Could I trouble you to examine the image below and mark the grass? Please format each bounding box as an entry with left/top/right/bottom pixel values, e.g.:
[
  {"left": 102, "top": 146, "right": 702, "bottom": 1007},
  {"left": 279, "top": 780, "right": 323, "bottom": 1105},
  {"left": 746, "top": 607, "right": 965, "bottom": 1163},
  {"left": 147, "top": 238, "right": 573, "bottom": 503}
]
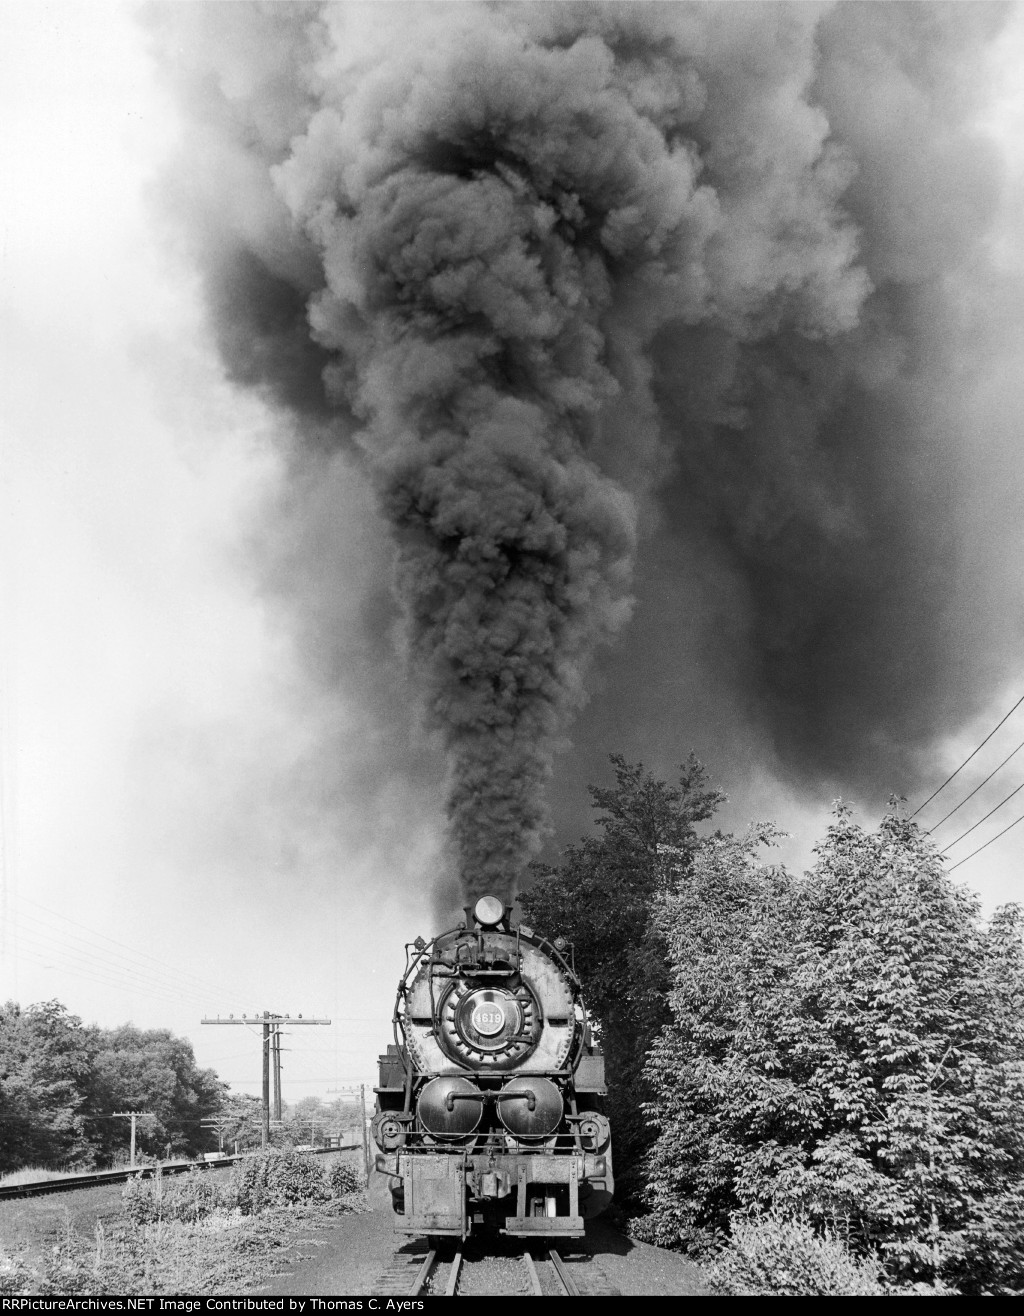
[
  {"left": 0, "top": 1166, "right": 107, "bottom": 1188},
  {"left": 0, "top": 1182, "right": 127, "bottom": 1268},
  {"left": 0, "top": 1150, "right": 368, "bottom": 1297}
]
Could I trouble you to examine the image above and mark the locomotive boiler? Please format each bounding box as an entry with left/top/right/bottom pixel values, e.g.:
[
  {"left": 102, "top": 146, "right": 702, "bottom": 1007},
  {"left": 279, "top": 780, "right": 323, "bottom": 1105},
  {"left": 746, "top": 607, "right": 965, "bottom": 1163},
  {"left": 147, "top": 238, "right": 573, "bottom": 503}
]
[{"left": 372, "top": 894, "right": 613, "bottom": 1239}]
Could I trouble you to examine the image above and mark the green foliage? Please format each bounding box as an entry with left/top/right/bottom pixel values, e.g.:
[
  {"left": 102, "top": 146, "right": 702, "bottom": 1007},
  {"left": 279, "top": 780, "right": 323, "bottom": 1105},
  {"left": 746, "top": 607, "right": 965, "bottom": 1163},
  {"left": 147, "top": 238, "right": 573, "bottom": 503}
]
[
  {"left": 212, "top": 1091, "right": 264, "bottom": 1153},
  {"left": 120, "top": 1173, "right": 161, "bottom": 1227},
  {"left": 1, "top": 1151, "right": 366, "bottom": 1296},
  {"left": 0, "top": 1254, "right": 36, "bottom": 1297},
  {"left": 88, "top": 1025, "right": 226, "bottom": 1162},
  {"left": 1, "top": 1178, "right": 363, "bottom": 1296},
  {"left": 640, "top": 807, "right": 1024, "bottom": 1293},
  {"left": 705, "top": 1215, "right": 889, "bottom": 1296},
  {"left": 327, "top": 1160, "right": 360, "bottom": 1197},
  {"left": 520, "top": 753, "right": 724, "bottom": 1200},
  {"left": 0, "top": 1004, "right": 228, "bottom": 1174},
  {"left": 230, "top": 1149, "right": 332, "bottom": 1214},
  {"left": 121, "top": 1168, "right": 223, "bottom": 1226},
  {"left": 634, "top": 825, "right": 797, "bottom": 1253},
  {"left": 0, "top": 1001, "right": 96, "bottom": 1173}
]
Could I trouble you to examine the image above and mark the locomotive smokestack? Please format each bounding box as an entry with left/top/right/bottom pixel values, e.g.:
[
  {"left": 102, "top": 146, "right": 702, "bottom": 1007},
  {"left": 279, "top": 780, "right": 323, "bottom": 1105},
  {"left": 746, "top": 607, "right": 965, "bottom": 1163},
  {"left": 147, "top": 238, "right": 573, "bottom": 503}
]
[{"left": 152, "top": 3, "right": 1018, "bottom": 903}]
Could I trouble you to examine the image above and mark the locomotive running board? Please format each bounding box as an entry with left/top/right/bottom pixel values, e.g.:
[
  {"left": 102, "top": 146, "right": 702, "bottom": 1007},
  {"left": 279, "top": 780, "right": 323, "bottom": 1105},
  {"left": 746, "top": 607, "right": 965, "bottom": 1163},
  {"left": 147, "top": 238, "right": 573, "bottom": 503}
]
[{"left": 503, "top": 1218, "right": 585, "bottom": 1237}]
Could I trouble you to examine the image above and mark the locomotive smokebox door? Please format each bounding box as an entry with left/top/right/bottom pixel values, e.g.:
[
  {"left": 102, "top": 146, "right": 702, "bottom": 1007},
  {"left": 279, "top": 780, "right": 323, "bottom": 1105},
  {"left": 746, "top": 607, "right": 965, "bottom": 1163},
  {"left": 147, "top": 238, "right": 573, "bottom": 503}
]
[{"left": 398, "top": 1153, "right": 467, "bottom": 1237}]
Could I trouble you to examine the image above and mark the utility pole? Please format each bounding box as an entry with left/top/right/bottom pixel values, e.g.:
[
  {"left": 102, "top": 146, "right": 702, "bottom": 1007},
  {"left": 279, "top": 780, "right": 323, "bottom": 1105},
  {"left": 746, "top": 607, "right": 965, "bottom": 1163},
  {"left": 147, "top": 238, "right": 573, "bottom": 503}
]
[
  {"left": 262, "top": 1015, "right": 270, "bottom": 1147},
  {"left": 360, "top": 1083, "right": 371, "bottom": 1181},
  {"left": 328, "top": 1084, "right": 372, "bottom": 1181},
  {"left": 201, "top": 1013, "right": 330, "bottom": 1148},
  {"left": 273, "top": 1026, "right": 283, "bottom": 1122},
  {"left": 200, "top": 1115, "right": 234, "bottom": 1153},
  {"left": 112, "top": 1111, "right": 151, "bottom": 1168}
]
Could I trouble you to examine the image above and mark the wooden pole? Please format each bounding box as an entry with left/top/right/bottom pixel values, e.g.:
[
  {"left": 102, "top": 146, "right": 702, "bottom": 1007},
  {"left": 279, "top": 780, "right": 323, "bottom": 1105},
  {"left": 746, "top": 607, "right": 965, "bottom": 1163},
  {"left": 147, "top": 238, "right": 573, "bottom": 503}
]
[
  {"left": 262, "top": 1014, "right": 270, "bottom": 1148},
  {"left": 113, "top": 1111, "right": 150, "bottom": 1168},
  {"left": 199, "top": 1014, "right": 331, "bottom": 1153},
  {"left": 273, "top": 1026, "right": 282, "bottom": 1122},
  {"left": 360, "top": 1083, "right": 370, "bottom": 1182}
]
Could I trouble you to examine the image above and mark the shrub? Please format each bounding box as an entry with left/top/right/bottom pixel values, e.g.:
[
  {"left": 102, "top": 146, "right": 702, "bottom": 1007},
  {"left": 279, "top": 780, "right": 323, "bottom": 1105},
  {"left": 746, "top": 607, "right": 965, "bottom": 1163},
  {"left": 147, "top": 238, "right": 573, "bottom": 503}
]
[
  {"left": 706, "top": 1216, "right": 888, "bottom": 1296},
  {"left": 230, "top": 1149, "right": 332, "bottom": 1214},
  {"left": 327, "top": 1160, "right": 360, "bottom": 1197},
  {"left": 160, "top": 1167, "right": 221, "bottom": 1223},
  {"left": 120, "top": 1167, "right": 224, "bottom": 1225},
  {"left": 0, "top": 1255, "right": 37, "bottom": 1297},
  {"left": 121, "top": 1173, "right": 160, "bottom": 1226}
]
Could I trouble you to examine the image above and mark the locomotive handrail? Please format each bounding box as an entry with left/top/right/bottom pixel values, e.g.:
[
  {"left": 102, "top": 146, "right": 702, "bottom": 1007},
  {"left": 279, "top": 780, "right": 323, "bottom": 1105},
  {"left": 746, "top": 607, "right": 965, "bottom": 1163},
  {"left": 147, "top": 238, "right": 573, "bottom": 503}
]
[
  {"left": 493, "top": 1088, "right": 537, "bottom": 1110},
  {"left": 444, "top": 1088, "right": 537, "bottom": 1112}
]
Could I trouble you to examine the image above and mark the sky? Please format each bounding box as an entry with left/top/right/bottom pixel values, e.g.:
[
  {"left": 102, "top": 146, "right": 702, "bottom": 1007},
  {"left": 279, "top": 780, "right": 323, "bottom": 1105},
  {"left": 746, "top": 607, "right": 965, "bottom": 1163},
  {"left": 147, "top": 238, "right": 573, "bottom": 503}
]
[
  {"left": 0, "top": 0, "right": 435, "bottom": 1098},
  {"left": 3, "top": 0, "right": 1024, "bottom": 1108}
]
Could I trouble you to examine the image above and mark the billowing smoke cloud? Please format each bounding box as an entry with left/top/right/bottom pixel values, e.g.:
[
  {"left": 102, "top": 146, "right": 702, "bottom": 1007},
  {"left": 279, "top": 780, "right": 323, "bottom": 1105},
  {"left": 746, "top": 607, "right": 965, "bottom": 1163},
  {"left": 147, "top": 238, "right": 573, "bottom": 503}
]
[{"left": 147, "top": 1, "right": 1021, "bottom": 904}]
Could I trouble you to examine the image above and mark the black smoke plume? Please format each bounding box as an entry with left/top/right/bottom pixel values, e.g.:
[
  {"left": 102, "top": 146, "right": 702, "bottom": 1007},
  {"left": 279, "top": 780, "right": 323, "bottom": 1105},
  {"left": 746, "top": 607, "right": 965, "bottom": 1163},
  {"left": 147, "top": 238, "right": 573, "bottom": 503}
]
[{"left": 148, "top": 1, "right": 1022, "bottom": 903}]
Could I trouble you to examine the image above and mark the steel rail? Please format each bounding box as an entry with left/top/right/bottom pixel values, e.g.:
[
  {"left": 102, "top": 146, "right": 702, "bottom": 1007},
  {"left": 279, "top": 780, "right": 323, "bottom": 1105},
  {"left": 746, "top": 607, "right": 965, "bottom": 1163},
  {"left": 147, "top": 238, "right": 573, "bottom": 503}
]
[
  {"left": 522, "top": 1250, "right": 544, "bottom": 1296},
  {"left": 409, "top": 1248, "right": 439, "bottom": 1295},
  {"left": 0, "top": 1145, "right": 356, "bottom": 1200},
  {"left": 548, "top": 1248, "right": 581, "bottom": 1297},
  {"left": 444, "top": 1249, "right": 463, "bottom": 1296}
]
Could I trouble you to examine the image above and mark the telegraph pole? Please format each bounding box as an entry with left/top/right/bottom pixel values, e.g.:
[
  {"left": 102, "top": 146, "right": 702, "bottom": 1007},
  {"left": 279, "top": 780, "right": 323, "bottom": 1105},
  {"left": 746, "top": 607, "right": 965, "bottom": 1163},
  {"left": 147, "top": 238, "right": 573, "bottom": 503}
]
[
  {"left": 112, "top": 1111, "right": 151, "bottom": 1168},
  {"left": 360, "top": 1083, "right": 371, "bottom": 1180},
  {"left": 261, "top": 1015, "right": 270, "bottom": 1146},
  {"left": 328, "top": 1084, "right": 372, "bottom": 1181},
  {"left": 273, "top": 1026, "right": 283, "bottom": 1122},
  {"left": 200, "top": 1115, "right": 233, "bottom": 1153},
  {"left": 201, "top": 1013, "right": 330, "bottom": 1148}
]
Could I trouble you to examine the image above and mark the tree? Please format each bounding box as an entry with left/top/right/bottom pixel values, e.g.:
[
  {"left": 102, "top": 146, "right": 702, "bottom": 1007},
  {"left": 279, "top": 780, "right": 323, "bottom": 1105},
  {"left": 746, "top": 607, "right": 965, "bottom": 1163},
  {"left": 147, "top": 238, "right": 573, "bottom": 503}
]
[
  {"left": 215, "top": 1091, "right": 265, "bottom": 1153},
  {"left": 86, "top": 1025, "right": 226, "bottom": 1163},
  {"left": 640, "top": 807, "right": 1024, "bottom": 1293},
  {"left": 637, "top": 823, "right": 798, "bottom": 1253},
  {"left": 519, "top": 753, "right": 724, "bottom": 1201},
  {"left": 286, "top": 1095, "right": 327, "bottom": 1146},
  {"left": 0, "top": 1000, "right": 97, "bottom": 1173}
]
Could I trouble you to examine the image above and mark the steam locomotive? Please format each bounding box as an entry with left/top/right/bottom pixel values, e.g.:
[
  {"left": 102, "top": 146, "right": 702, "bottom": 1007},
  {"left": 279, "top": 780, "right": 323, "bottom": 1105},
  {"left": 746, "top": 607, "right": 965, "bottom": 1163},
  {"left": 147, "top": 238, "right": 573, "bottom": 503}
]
[{"left": 372, "top": 894, "right": 613, "bottom": 1239}]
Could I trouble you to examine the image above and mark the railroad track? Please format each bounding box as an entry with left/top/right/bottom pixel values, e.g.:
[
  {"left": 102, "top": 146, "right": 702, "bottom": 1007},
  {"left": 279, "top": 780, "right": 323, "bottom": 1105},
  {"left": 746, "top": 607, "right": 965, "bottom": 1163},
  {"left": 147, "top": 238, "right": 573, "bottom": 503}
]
[
  {"left": 373, "top": 1240, "right": 619, "bottom": 1297},
  {"left": 0, "top": 1145, "right": 358, "bottom": 1201}
]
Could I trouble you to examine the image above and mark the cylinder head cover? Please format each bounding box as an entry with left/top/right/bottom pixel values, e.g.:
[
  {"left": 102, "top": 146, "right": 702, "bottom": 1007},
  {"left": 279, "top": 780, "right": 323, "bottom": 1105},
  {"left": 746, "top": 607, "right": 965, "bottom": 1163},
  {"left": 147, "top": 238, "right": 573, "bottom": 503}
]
[
  {"left": 497, "top": 1076, "right": 564, "bottom": 1138},
  {"left": 417, "top": 1076, "right": 482, "bottom": 1137}
]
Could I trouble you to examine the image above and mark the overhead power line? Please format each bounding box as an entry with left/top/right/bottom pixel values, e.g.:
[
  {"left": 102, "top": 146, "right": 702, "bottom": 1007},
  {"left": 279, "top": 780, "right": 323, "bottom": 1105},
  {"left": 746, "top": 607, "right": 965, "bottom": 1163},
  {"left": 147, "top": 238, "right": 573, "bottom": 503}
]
[
  {"left": 911, "top": 690, "right": 1024, "bottom": 818},
  {"left": 202, "top": 1012, "right": 330, "bottom": 1147},
  {"left": 12, "top": 891, "right": 255, "bottom": 1004},
  {"left": 940, "top": 778, "right": 1024, "bottom": 854},
  {"left": 927, "top": 735, "right": 1024, "bottom": 832},
  {"left": 949, "top": 810, "right": 1024, "bottom": 872}
]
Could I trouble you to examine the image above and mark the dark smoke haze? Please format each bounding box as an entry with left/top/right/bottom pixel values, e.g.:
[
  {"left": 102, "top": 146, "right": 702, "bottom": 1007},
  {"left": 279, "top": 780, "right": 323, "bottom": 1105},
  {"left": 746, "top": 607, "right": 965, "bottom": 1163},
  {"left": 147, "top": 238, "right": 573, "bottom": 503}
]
[{"left": 147, "top": 1, "right": 1024, "bottom": 909}]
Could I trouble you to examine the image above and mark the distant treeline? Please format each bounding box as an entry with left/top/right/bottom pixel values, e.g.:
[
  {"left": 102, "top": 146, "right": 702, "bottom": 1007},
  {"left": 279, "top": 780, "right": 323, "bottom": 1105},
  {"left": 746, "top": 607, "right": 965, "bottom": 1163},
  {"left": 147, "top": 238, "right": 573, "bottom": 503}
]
[
  {"left": 0, "top": 1007, "right": 225, "bottom": 1171},
  {"left": 0, "top": 1007, "right": 362, "bottom": 1174}
]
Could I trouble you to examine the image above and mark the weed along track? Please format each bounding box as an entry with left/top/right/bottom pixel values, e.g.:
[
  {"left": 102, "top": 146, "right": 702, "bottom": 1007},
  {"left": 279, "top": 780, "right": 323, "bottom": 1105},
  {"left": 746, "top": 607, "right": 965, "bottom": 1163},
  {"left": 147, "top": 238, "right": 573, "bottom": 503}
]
[{"left": 372, "top": 1239, "right": 619, "bottom": 1297}]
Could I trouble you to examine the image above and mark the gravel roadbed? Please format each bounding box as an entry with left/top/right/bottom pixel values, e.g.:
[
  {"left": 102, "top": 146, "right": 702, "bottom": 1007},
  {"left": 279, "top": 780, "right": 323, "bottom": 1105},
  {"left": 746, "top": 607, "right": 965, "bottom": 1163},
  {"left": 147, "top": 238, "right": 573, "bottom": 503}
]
[{"left": 253, "top": 1184, "right": 707, "bottom": 1297}]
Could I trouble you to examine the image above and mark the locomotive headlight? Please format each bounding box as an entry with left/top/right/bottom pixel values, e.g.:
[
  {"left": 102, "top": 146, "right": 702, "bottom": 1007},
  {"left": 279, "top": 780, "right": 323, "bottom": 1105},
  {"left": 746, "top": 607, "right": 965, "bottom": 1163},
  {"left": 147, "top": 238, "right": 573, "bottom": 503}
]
[{"left": 474, "top": 895, "right": 504, "bottom": 927}]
